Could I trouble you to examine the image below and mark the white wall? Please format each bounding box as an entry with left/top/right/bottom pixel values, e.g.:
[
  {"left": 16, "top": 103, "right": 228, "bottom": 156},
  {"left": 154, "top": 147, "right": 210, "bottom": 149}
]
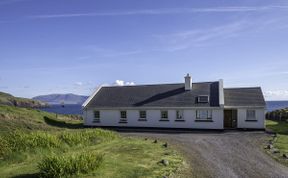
[
  {"left": 237, "top": 108, "right": 265, "bottom": 129},
  {"left": 83, "top": 108, "right": 224, "bottom": 129}
]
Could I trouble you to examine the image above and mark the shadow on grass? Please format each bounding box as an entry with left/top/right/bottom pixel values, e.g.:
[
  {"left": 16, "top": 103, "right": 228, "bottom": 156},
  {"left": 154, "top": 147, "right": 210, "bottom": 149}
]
[
  {"left": 44, "top": 116, "right": 83, "bottom": 129},
  {"left": 266, "top": 119, "right": 288, "bottom": 135},
  {"left": 12, "top": 173, "right": 39, "bottom": 178}
]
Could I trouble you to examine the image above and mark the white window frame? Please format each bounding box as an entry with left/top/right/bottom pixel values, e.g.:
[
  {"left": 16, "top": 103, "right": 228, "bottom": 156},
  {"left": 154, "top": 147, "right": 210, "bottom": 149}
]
[
  {"left": 196, "top": 110, "right": 212, "bottom": 120},
  {"left": 94, "top": 110, "right": 100, "bottom": 119},
  {"left": 246, "top": 109, "right": 256, "bottom": 120},
  {"left": 197, "top": 95, "right": 209, "bottom": 103},
  {"left": 176, "top": 110, "right": 184, "bottom": 120},
  {"left": 93, "top": 110, "right": 100, "bottom": 123},
  {"left": 120, "top": 111, "right": 127, "bottom": 120},
  {"left": 139, "top": 111, "right": 146, "bottom": 119},
  {"left": 161, "top": 110, "right": 168, "bottom": 119}
]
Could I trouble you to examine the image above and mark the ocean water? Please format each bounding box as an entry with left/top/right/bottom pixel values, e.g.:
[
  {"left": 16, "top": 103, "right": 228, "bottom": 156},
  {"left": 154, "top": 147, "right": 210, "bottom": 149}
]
[
  {"left": 39, "top": 101, "right": 288, "bottom": 115},
  {"left": 39, "top": 104, "right": 83, "bottom": 115},
  {"left": 266, "top": 101, "right": 288, "bottom": 112}
]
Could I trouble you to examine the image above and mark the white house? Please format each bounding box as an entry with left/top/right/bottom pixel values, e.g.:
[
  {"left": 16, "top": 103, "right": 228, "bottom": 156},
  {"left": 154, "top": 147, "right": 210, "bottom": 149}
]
[{"left": 82, "top": 74, "right": 266, "bottom": 130}]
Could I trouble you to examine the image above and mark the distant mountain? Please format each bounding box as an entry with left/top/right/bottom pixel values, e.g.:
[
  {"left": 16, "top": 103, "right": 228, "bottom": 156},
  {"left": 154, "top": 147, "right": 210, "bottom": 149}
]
[
  {"left": 0, "top": 91, "right": 48, "bottom": 108},
  {"left": 33, "top": 94, "right": 88, "bottom": 105}
]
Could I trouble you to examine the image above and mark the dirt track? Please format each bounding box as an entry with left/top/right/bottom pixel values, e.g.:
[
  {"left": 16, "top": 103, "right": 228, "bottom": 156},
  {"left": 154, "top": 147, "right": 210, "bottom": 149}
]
[{"left": 122, "top": 131, "right": 288, "bottom": 178}]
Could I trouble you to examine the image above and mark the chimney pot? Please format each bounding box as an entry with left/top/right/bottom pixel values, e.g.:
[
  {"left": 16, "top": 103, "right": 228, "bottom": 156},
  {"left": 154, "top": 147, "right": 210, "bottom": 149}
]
[{"left": 185, "top": 74, "right": 192, "bottom": 90}]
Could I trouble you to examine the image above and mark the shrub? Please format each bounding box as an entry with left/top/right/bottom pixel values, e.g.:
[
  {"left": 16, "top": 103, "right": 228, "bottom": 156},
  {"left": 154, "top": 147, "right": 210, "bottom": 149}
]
[{"left": 38, "top": 152, "right": 104, "bottom": 178}]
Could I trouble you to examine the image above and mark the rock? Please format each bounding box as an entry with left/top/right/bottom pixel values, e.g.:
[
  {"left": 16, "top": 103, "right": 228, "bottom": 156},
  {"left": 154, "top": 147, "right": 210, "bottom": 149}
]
[
  {"left": 153, "top": 139, "right": 158, "bottom": 143},
  {"left": 267, "top": 144, "right": 273, "bottom": 149},
  {"left": 163, "top": 142, "right": 168, "bottom": 148},
  {"left": 272, "top": 148, "right": 280, "bottom": 154},
  {"left": 161, "top": 159, "right": 169, "bottom": 166}
]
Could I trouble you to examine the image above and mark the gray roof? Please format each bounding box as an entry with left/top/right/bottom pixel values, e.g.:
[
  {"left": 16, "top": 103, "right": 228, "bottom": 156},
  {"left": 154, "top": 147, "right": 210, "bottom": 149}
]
[
  {"left": 224, "top": 87, "right": 265, "bottom": 107},
  {"left": 86, "top": 82, "right": 220, "bottom": 108}
]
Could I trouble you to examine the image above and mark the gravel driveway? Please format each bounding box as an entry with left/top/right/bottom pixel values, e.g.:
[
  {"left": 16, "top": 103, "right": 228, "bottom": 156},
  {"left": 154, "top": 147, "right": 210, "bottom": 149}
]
[{"left": 122, "top": 131, "right": 288, "bottom": 178}]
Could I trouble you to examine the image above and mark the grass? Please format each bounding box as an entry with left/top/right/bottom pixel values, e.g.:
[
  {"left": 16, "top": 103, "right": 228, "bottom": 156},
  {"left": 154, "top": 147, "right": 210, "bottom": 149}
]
[
  {"left": 0, "top": 105, "right": 82, "bottom": 134},
  {"left": 38, "top": 152, "right": 104, "bottom": 178},
  {"left": 265, "top": 119, "right": 288, "bottom": 166},
  {"left": 0, "top": 105, "right": 184, "bottom": 177}
]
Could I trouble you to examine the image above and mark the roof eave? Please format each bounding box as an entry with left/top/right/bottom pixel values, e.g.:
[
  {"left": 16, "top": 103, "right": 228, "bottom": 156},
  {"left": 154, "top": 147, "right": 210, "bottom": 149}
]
[{"left": 82, "top": 85, "right": 103, "bottom": 108}]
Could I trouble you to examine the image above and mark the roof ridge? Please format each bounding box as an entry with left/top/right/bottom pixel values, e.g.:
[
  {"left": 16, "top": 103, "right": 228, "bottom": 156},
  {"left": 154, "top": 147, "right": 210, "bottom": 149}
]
[{"left": 102, "top": 81, "right": 219, "bottom": 88}]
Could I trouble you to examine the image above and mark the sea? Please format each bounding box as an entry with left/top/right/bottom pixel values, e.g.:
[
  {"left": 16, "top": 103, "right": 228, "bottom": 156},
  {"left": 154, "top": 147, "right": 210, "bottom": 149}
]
[
  {"left": 39, "top": 104, "right": 83, "bottom": 115},
  {"left": 39, "top": 101, "right": 288, "bottom": 115}
]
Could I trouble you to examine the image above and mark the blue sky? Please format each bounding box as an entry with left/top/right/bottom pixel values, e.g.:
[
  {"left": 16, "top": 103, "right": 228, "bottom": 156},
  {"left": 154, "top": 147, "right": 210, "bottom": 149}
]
[{"left": 0, "top": 0, "right": 288, "bottom": 100}]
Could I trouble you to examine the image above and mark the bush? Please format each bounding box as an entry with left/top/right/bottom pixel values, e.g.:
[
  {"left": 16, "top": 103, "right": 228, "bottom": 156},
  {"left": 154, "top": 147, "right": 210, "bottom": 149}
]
[
  {"left": 38, "top": 152, "right": 104, "bottom": 178},
  {"left": 266, "top": 108, "right": 288, "bottom": 121}
]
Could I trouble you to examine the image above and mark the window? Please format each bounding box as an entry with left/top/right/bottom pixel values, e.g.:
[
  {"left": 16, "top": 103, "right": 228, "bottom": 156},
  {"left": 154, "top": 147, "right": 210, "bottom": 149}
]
[
  {"left": 139, "top": 111, "right": 146, "bottom": 119},
  {"left": 120, "top": 111, "right": 127, "bottom": 119},
  {"left": 196, "top": 110, "right": 212, "bottom": 120},
  {"left": 246, "top": 110, "right": 256, "bottom": 120},
  {"left": 161, "top": 111, "right": 168, "bottom": 119},
  {"left": 176, "top": 110, "right": 184, "bottom": 120},
  {"left": 197, "top": 95, "right": 209, "bottom": 103},
  {"left": 94, "top": 111, "right": 100, "bottom": 118},
  {"left": 93, "top": 111, "right": 100, "bottom": 123}
]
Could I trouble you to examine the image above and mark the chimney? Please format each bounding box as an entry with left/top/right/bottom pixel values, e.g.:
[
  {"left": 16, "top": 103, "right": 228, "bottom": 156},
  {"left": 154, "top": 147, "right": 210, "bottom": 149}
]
[{"left": 185, "top": 73, "right": 192, "bottom": 90}]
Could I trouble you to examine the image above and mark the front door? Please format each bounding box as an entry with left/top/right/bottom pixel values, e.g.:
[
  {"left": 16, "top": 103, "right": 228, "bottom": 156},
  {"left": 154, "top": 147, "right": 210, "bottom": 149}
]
[{"left": 224, "top": 109, "right": 237, "bottom": 128}]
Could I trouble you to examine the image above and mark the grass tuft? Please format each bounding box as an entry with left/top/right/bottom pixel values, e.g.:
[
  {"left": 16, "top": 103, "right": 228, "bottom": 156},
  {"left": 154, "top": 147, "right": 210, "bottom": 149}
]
[{"left": 38, "top": 152, "right": 104, "bottom": 178}]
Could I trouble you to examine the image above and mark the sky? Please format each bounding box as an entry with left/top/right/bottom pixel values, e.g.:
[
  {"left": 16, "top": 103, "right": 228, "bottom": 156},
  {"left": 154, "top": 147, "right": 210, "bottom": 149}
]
[{"left": 0, "top": 0, "right": 288, "bottom": 100}]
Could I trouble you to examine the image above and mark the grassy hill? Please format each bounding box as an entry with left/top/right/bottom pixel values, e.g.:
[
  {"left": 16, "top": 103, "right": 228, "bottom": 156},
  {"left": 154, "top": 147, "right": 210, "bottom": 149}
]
[
  {"left": 0, "top": 105, "right": 184, "bottom": 178},
  {"left": 0, "top": 105, "right": 82, "bottom": 134},
  {"left": 0, "top": 92, "right": 48, "bottom": 108}
]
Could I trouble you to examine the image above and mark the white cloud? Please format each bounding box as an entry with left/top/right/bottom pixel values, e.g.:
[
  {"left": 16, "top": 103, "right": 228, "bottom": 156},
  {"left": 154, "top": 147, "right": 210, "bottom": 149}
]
[
  {"left": 28, "top": 6, "right": 288, "bottom": 19},
  {"left": 74, "top": 82, "right": 83, "bottom": 86},
  {"left": 114, "top": 80, "right": 135, "bottom": 86},
  {"left": 264, "top": 90, "right": 288, "bottom": 100},
  {"left": 125, "top": 81, "right": 135, "bottom": 85},
  {"left": 114, "top": 80, "right": 124, "bottom": 86},
  {"left": 154, "top": 21, "right": 248, "bottom": 51}
]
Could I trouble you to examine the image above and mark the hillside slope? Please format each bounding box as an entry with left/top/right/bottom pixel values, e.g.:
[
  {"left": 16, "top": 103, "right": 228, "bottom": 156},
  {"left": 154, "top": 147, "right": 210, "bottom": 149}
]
[
  {"left": 0, "top": 92, "right": 48, "bottom": 108},
  {"left": 0, "top": 105, "right": 82, "bottom": 134},
  {"left": 33, "top": 93, "right": 88, "bottom": 104},
  {"left": 0, "top": 105, "right": 184, "bottom": 178}
]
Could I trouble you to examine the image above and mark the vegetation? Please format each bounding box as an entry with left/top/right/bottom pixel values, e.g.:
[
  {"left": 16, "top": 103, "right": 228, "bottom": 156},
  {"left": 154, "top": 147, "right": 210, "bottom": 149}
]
[
  {"left": 266, "top": 108, "right": 288, "bottom": 121},
  {"left": 265, "top": 119, "right": 288, "bottom": 166},
  {"left": 38, "top": 152, "right": 104, "bottom": 178},
  {"left": 0, "top": 105, "right": 184, "bottom": 177},
  {"left": 0, "top": 105, "right": 82, "bottom": 134},
  {"left": 0, "top": 91, "right": 48, "bottom": 108}
]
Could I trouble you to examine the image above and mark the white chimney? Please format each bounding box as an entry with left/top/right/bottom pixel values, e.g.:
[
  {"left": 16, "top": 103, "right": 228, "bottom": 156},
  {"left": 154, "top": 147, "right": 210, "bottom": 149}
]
[{"left": 185, "top": 73, "right": 192, "bottom": 90}]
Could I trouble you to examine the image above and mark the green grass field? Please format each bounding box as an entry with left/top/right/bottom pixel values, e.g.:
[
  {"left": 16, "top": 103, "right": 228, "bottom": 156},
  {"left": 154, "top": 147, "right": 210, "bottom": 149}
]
[
  {"left": 265, "top": 119, "right": 288, "bottom": 166},
  {"left": 0, "top": 105, "right": 184, "bottom": 178}
]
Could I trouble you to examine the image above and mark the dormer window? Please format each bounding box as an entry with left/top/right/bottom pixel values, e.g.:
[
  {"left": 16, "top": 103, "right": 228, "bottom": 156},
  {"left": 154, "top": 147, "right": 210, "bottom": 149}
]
[{"left": 198, "top": 95, "right": 209, "bottom": 103}]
